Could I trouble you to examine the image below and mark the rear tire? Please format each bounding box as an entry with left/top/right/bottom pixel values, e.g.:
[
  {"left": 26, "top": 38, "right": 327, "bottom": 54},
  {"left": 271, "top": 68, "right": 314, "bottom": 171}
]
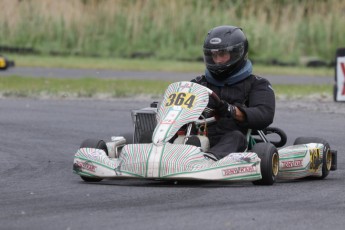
[
  {"left": 79, "top": 139, "right": 108, "bottom": 182},
  {"left": 293, "top": 137, "right": 331, "bottom": 179},
  {"left": 252, "top": 143, "right": 279, "bottom": 185}
]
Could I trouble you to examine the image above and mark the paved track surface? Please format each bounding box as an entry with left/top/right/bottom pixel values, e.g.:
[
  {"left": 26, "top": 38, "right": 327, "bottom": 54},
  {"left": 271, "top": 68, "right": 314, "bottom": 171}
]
[
  {"left": 0, "top": 66, "right": 334, "bottom": 85},
  {"left": 0, "top": 97, "right": 344, "bottom": 230}
]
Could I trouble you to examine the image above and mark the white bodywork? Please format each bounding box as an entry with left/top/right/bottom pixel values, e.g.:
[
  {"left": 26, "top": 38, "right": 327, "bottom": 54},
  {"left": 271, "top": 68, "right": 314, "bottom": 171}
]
[
  {"left": 278, "top": 143, "right": 325, "bottom": 179},
  {"left": 73, "top": 81, "right": 328, "bottom": 182},
  {"left": 74, "top": 82, "right": 262, "bottom": 181}
]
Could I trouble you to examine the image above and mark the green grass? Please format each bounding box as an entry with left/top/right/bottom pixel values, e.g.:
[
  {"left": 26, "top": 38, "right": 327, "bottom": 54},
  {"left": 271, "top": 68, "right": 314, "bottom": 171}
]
[
  {"left": 0, "top": 76, "right": 332, "bottom": 99},
  {"left": 0, "top": 54, "right": 334, "bottom": 100},
  {"left": 4, "top": 54, "right": 333, "bottom": 77},
  {"left": 274, "top": 84, "right": 332, "bottom": 100},
  {"left": 0, "top": 76, "right": 170, "bottom": 98},
  {"left": 6, "top": 54, "right": 205, "bottom": 72}
]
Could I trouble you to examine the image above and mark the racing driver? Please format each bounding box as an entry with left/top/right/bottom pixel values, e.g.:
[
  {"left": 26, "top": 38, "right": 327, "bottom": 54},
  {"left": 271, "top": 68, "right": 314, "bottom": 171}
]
[{"left": 191, "top": 25, "right": 275, "bottom": 160}]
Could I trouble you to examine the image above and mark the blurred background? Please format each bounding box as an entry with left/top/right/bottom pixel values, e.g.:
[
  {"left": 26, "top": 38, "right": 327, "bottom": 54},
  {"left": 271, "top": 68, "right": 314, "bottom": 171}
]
[{"left": 0, "top": 0, "right": 344, "bottom": 67}]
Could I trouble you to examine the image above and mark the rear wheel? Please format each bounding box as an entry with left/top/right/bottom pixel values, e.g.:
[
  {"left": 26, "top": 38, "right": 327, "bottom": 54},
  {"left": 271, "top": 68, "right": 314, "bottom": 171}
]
[
  {"left": 294, "top": 137, "right": 331, "bottom": 179},
  {"left": 252, "top": 143, "right": 279, "bottom": 185},
  {"left": 79, "top": 139, "right": 108, "bottom": 182}
]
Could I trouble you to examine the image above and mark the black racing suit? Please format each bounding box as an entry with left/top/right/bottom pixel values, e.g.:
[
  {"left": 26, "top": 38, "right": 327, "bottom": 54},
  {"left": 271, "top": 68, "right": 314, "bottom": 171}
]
[{"left": 191, "top": 74, "right": 275, "bottom": 159}]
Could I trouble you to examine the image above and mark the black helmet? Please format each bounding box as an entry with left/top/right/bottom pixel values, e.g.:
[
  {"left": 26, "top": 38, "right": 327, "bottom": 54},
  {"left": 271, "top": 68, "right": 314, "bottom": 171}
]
[{"left": 203, "top": 25, "right": 249, "bottom": 79}]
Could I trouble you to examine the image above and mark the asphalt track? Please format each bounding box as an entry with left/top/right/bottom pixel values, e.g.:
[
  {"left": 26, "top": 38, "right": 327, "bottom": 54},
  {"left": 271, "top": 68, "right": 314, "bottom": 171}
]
[{"left": 0, "top": 68, "right": 344, "bottom": 230}]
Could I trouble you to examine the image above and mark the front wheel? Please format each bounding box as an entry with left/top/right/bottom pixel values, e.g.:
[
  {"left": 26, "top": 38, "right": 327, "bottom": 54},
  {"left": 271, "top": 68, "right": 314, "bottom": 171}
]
[
  {"left": 252, "top": 143, "right": 279, "bottom": 185},
  {"left": 293, "top": 137, "right": 331, "bottom": 179},
  {"left": 78, "top": 139, "right": 108, "bottom": 182}
]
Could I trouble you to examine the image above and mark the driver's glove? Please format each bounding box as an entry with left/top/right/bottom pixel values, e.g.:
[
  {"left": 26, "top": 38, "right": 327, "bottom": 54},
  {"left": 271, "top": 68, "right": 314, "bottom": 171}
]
[{"left": 216, "top": 100, "right": 236, "bottom": 118}]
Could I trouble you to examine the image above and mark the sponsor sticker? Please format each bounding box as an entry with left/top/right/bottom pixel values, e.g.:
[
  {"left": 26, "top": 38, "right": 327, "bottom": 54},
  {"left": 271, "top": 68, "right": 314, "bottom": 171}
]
[
  {"left": 75, "top": 161, "right": 97, "bottom": 172},
  {"left": 210, "top": 38, "right": 222, "bottom": 44},
  {"left": 222, "top": 166, "right": 256, "bottom": 176},
  {"left": 281, "top": 159, "right": 303, "bottom": 168},
  {"left": 309, "top": 148, "right": 321, "bottom": 172}
]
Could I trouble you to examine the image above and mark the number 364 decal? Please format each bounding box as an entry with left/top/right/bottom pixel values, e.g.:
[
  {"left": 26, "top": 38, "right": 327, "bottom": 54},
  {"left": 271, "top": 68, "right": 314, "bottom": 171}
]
[{"left": 165, "top": 92, "right": 196, "bottom": 109}]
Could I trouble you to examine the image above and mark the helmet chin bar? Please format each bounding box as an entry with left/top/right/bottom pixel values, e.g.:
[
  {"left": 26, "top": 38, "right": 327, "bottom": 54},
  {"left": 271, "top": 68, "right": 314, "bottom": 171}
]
[
  {"left": 207, "top": 59, "right": 246, "bottom": 80},
  {"left": 208, "top": 68, "right": 228, "bottom": 80}
]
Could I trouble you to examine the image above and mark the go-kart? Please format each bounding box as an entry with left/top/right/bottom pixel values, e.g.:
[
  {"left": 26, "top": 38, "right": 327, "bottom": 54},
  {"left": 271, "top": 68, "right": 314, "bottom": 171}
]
[
  {"left": 73, "top": 81, "right": 337, "bottom": 185},
  {"left": 0, "top": 55, "right": 15, "bottom": 70}
]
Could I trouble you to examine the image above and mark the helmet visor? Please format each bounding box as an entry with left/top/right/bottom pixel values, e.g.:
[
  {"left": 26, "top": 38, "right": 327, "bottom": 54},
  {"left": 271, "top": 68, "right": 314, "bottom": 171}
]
[{"left": 203, "top": 43, "right": 245, "bottom": 70}]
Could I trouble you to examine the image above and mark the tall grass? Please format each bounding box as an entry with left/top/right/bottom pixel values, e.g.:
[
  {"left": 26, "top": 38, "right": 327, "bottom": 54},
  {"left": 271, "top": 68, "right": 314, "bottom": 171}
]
[{"left": 0, "top": 0, "right": 344, "bottom": 63}]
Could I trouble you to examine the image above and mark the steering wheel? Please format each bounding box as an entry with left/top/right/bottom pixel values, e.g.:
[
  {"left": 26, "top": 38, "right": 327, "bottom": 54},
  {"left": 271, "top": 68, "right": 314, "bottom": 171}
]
[
  {"left": 195, "top": 88, "right": 221, "bottom": 127},
  {"left": 206, "top": 88, "right": 221, "bottom": 104},
  {"left": 201, "top": 88, "right": 220, "bottom": 119}
]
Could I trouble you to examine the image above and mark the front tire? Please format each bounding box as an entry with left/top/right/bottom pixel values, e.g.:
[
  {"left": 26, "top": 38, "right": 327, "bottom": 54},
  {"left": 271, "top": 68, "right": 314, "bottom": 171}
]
[
  {"left": 78, "top": 139, "right": 108, "bottom": 182},
  {"left": 293, "top": 137, "right": 331, "bottom": 179},
  {"left": 252, "top": 143, "right": 279, "bottom": 185}
]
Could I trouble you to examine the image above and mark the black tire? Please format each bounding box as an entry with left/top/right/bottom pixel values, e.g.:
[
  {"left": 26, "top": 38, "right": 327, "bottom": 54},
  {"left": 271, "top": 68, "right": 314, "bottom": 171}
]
[
  {"left": 293, "top": 137, "right": 331, "bottom": 179},
  {"left": 252, "top": 143, "right": 279, "bottom": 185},
  {"left": 78, "top": 139, "right": 108, "bottom": 182}
]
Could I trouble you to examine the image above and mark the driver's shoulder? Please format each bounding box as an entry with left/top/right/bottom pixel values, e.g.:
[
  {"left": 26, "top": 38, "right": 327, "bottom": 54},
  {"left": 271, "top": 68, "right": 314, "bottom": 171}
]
[
  {"left": 191, "top": 75, "right": 207, "bottom": 85},
  {"left": 249, "top": 74, "right": 271, "bottom": 84},
  {"left": 247, "top": 74, "right": 274, "bottom": 95}
]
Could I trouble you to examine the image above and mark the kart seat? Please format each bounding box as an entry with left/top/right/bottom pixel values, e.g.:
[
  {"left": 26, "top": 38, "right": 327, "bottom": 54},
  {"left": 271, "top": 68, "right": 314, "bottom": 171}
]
[{"left": 247, "top": 127, "right": 287, "bottom": 150}]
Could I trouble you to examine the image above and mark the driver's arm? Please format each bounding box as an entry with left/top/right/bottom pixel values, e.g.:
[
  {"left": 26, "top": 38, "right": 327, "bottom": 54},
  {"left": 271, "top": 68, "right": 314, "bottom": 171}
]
[
  {"left": 234, "top": 107, "right": 246, "bottom": 122},
  {"left": 237, "top": 78, "right": 275, "bottom": 130}
]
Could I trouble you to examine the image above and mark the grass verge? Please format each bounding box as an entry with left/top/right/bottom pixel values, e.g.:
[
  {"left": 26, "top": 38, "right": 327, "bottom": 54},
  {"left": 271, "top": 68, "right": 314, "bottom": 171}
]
[
  {"left": 4, "top": 54, "right": 333, "bottom": 77},
  {"left": 0, "top": 76, "right": 332, "bottom": 100}
]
